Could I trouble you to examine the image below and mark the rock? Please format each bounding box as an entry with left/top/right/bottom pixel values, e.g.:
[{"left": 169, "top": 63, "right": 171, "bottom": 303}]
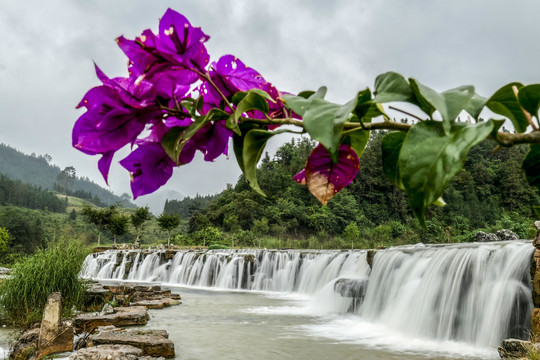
[
  {"left": 475, "top": 231, "right": 499, "bottom": 242},
  {"left": 496, "top": 229, "right": 519, "bottom": 241},
  {"left": 88, "top": 327, "right": 175, "bottom": 358},
  {"left": 532, "top": 308, "right": 540, "bottom": 337},
  {"left": 100, "top": 303, "right": 114, "bottom": 315},
  {"left": 9, "top": 328, "right": 39, "bottom": 360},
  {"left": 83, "top": 285, "right": 113, "bottom": 312},
  {"left": 74, "top": 306, "right": 149, "bottom": 334},
  {"left": 39, "top": 293, "right": 62, "bottom": 347},
  {"left": 38, "top": 322, "right": 74, "bottom": 359},
  {"left": 131, "top": 298, "right": 181, "bottom": 309},
  {"left": 498, "top": 338, "right": 540, "bottom": 359},
  {"left": 366, "top": 250, "right": 377, "bottom": 269},
  {"left": 69, "top": 344, "right": 143, "bottom": 360},
  {"left": 334, "top": 278, "right": 369, "bottom": 313}
]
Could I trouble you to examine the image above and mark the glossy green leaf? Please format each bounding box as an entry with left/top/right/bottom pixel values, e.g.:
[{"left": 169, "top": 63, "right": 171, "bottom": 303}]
[
  {"left": 234, "top": 92, "right": 270, "bottom": 122},
  {"left": 409, "top": 80, "right": 478, "bottom": 134},
  {"left": 486, "top": 82, "right": 528, "bottom": 133},
  {"left": 518, "top": 84, "right": 540, "bottom": 119},
  {"left": 354, "top": 88, "right": 385, "bottom": 123},
  {"left": 283, "top": 86, "right": 327, "bottom": 117},
  {"left": 242, "top": 129, "right": 289, "bottom": 196},
  {"left": 232, "top": 89, "right": 275, "bottom": 105},
  {"left": 372, "top": 72, "right": 416, "bottom": 103},
  {"left": 522, "top": 144, "right": 540, "bottom": 192},
  {"left": 161, "top": 109, "right": 228, "bottom": 164},
  {"left": 381, "top": 131, "right": 407, "bottom": 189},
  {"left": 398, "top": 120, "right": 494, "bottom": 225},
  {"left": 303, "top": 97, "right": 357, "bottom": 163},
  {"left": 226, "top": 115, "right": 241, "bottom": 136},
  {"left": 344, "top": 128, "right": 370, "bottom": 159}
]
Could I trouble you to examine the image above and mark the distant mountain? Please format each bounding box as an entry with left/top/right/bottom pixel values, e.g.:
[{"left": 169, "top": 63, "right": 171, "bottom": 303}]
[
  {"left": 134, "top": 188, "right": 184, "bottom": 214},
  {"left": 0, "top": 143, "right": 135, "bottom": 208}
]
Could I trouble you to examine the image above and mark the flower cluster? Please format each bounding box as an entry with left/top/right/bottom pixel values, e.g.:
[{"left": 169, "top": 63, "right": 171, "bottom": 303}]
[{"left": 73, "top": 9, "right": 285, "bottom": 198}]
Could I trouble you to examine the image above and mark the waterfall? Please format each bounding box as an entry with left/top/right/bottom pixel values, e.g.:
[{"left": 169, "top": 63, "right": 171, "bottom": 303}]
[{"left": 81, "top": 241, "right": 534, "bottom": 349}]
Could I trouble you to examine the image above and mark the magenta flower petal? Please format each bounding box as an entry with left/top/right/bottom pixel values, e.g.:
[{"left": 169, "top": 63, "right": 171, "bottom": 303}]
[
  {"left": 119, "top": 143, "right": 176, "bottom": 199},
  {"left": 98, "top": 151, "right": 114, "bottom": 185},
  {"left": 293, "top": 169, "right": 306, "bottom": 185},
  {"left": 302, "top": 144, "right": 360, "bottom": 205}
]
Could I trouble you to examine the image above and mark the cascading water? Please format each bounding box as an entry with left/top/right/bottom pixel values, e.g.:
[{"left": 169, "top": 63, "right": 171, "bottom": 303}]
[{"left": 81, "top": 240, "right": 534, "bottom": 353}]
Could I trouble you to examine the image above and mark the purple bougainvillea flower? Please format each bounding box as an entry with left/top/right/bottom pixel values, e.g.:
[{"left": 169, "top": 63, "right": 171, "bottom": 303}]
[
  {"left": 294, "top": 144, "right": 360, "bottom": 205},
  {"left": 73, "top": 64, "right": 162, "bottom": 183},
  {"left": 116, "top": 8, "right": 210, "bottom": 98},
  {"left": 119, "top": 142, "right": 176, "bottom": 199},
  {"left": 200, "top": 55, "right": 286, "bottom": 127},
  {"left": 176, "top": 121, "right": 232, "bottom": 164}
]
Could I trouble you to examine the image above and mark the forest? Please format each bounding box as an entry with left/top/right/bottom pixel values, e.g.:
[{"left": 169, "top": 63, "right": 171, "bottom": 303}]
[{"left": 165, "top": 132, "right": 539, "bottom": 248}]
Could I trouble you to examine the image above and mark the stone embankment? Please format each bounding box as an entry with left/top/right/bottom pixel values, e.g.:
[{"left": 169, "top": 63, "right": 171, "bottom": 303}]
[{"left": 9, "top": 284, "right": 181, "bottom": 360}]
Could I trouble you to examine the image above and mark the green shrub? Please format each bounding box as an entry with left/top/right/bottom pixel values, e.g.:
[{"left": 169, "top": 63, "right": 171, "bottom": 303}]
[
  {"left": 0, "top": 239, "right": 89, "bottom": 327},
  {"left": 208, "top": 243, "right": 229, "bottom": 250}
]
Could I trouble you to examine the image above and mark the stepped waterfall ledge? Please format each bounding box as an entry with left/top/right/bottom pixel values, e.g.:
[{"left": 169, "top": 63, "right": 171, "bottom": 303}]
[{"left": 82, "top": 241, "right": 534, "bottom": 354}]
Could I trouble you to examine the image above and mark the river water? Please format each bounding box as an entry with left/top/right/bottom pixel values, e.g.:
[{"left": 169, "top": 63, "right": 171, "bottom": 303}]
[{"left": 140, "top": 285, "right": 498, "bottom": 359}]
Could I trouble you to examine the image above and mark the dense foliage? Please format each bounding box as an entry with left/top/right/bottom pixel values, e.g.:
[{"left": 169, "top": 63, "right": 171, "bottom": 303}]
[
  {"left": 0, "top": 174, "right": 67, "bottom": 212},
  {"left": 0, "top": 239, "right": 89, "bottom": 326},
  {"left": 165, "top": 135, "right": 538, "bottom": 247},
  {"left": 0, "top": 143, "right": 134, "bottom": 208}
]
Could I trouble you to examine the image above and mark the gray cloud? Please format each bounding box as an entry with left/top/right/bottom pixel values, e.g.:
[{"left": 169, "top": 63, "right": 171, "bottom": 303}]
[{"left": 1, "top": 0, "right": 539, "bottom": 207}]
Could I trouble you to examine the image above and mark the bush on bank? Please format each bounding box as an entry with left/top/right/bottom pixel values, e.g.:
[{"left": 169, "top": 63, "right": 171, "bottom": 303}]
[{"left": 0, "top": 239, "right": 89, "bottom": 327}]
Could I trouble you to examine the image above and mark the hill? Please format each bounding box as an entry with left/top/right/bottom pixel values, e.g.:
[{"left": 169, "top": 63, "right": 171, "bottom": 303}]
[{"left": 0, "top": 143, "right": 134, "bottom": 208}]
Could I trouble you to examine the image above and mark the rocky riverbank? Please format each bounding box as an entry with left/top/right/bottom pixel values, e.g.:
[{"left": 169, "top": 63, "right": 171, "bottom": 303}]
[{"left": 9, "top": 283, "right": 181, "bottom": 360}]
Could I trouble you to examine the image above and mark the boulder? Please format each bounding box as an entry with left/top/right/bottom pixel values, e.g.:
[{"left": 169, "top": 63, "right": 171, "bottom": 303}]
[
  {"left": 131, "top": 298, "right": 181, "bottom": 309},
  {"left": 532, "top": 308, "right": 540, "bottom": 337},
  {"left": 83, "top": 285, "right": 113, "bottom": 312},
  {"left": 39, "top": 293, "right": 62, "bottom": 347},
  {"left": 475, "top": 231, "right": 499, "bottom": 242},
  {"left": 498, "top": 338, "right": 540, "bottom": 359},
  {"left": 69, "top": 344, "right": 143, "bottom": 360},
  {"left": 88, "top": 327, "right": 174, "bottom": 358},
  {"left": 366, "top": 250, "right": 377, "bottom": 269},
  {"left": 9, "top": 328, "right": 39, "bottom": 360},
  {"left": 334, "top": 278, "right": 369, "bottom": 313},
  {"left": 496, "top": 229, "right": 519, "bottom": 241},
  {"left": 73, "top": 306, "right": 149, "bottom": 334}
]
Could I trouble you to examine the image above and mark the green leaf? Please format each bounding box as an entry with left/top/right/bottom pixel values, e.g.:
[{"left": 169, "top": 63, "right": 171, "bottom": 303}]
[
  {"left": 381, "top": 131, "right": 407, "bottom": 189},
  {"left": 232, "top": 89, "right": 275, "bottom": 105},
  {"left": 161, "top": 109, "right": 228, "bottom": 164},
  {"left": 372, "top": 72, "right": 416, "bottom": 103},
  {"left": 343, "top": 128, "right": 370, "bottom": 159},
  {"left": 533, "top": 206, "right": 540, "bottom": 219},
  {"left": 522, "top": 144, "right": 540, "bottom": 192},
  {"left": 354, "top": 88, "right": 385, "bottom": 123},
  {"left": 486, "top": 82, "right": 528, "bottom": 133},
  {"left": 303, "top": 97, "right": 357, "bottom": 163},
  {"left": 234, "top": 92, "right": 270, "bottom": 122},
  {"left": 232, "top": 123, "right": 259, "bottom": 173},
  {"left": 398, "top": 120, "right": 494, "bottom": 225},
  {"left": 242, "top": 129, "right": 289, "bottom": 196},
  {"left": 409, "top": 80, "right": 478, "bottom": 134},
  {"left": 518, "top": 84, "right": 540, "bottom": 119},
  {"left": 283, "top": 86, "right": 327, "bottom": 117},
  {"left": 464, "top": 92, "right": 487, "bottom": 119},
  {"left": 226, "top": 115, "right": 241, "bottom": 136}
]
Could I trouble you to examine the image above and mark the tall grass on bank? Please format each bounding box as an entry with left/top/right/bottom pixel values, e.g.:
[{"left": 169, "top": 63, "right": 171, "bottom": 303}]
[{"left": 0, "top": 239, "right": 89, "bottom": 327}]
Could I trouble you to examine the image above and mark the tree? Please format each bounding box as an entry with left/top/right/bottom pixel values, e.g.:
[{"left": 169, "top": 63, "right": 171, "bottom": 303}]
[
  {"left": 0, "top": 227, "right": 10, "bottom": 254},
  {"left": 81, "top": 204, "right": 117, "bottom": 245},
  {"left": 55, "top": 166, "right": 76, "bottom": 194},
  {"left": 157, "top": 213, "right": 181, "bottom": 247},
  {"left": 73, "top": 8, "right": 540, "bottom": 229},
  {"left": 131, "top": 206, "right": 152, "bottom": 243},
  {"left": 108, "top": 213, "right": 130, "bottom": 245},
  {"left": 343, "top": 222, "right": 360, "bottom": 249}
]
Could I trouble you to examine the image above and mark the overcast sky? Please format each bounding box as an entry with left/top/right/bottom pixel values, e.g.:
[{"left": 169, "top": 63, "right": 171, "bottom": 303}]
[{"left": 1, "top": 0, "right": 540, "bottom": 207}]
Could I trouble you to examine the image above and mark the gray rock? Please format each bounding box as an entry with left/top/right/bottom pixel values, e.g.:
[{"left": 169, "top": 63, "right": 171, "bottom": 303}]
[
  {"left": 88, "top": 327, "right": 174, "bottom": 358},
  {"left": 498, "top": 338, "right": 540, "bottom": 359},
  {"left": 69, "top": 344, "right": 143, "bottom": 360},
  {"left": 39, "top": 292, "right": 62, "bottom": 347},
  {"left": 496, "top": 229, "right": 519, "bottom": 241},
  {"left": 74, "top": 306, "right": 149, "bottom": 334},
  {"left": 475, "top": 231, "right": 499, "bottom": 242}
]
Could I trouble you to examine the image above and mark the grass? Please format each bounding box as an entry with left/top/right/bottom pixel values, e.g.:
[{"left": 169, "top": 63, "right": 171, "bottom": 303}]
[{"left": 0, "top": 239, "right": 90, "bottom": 327}]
